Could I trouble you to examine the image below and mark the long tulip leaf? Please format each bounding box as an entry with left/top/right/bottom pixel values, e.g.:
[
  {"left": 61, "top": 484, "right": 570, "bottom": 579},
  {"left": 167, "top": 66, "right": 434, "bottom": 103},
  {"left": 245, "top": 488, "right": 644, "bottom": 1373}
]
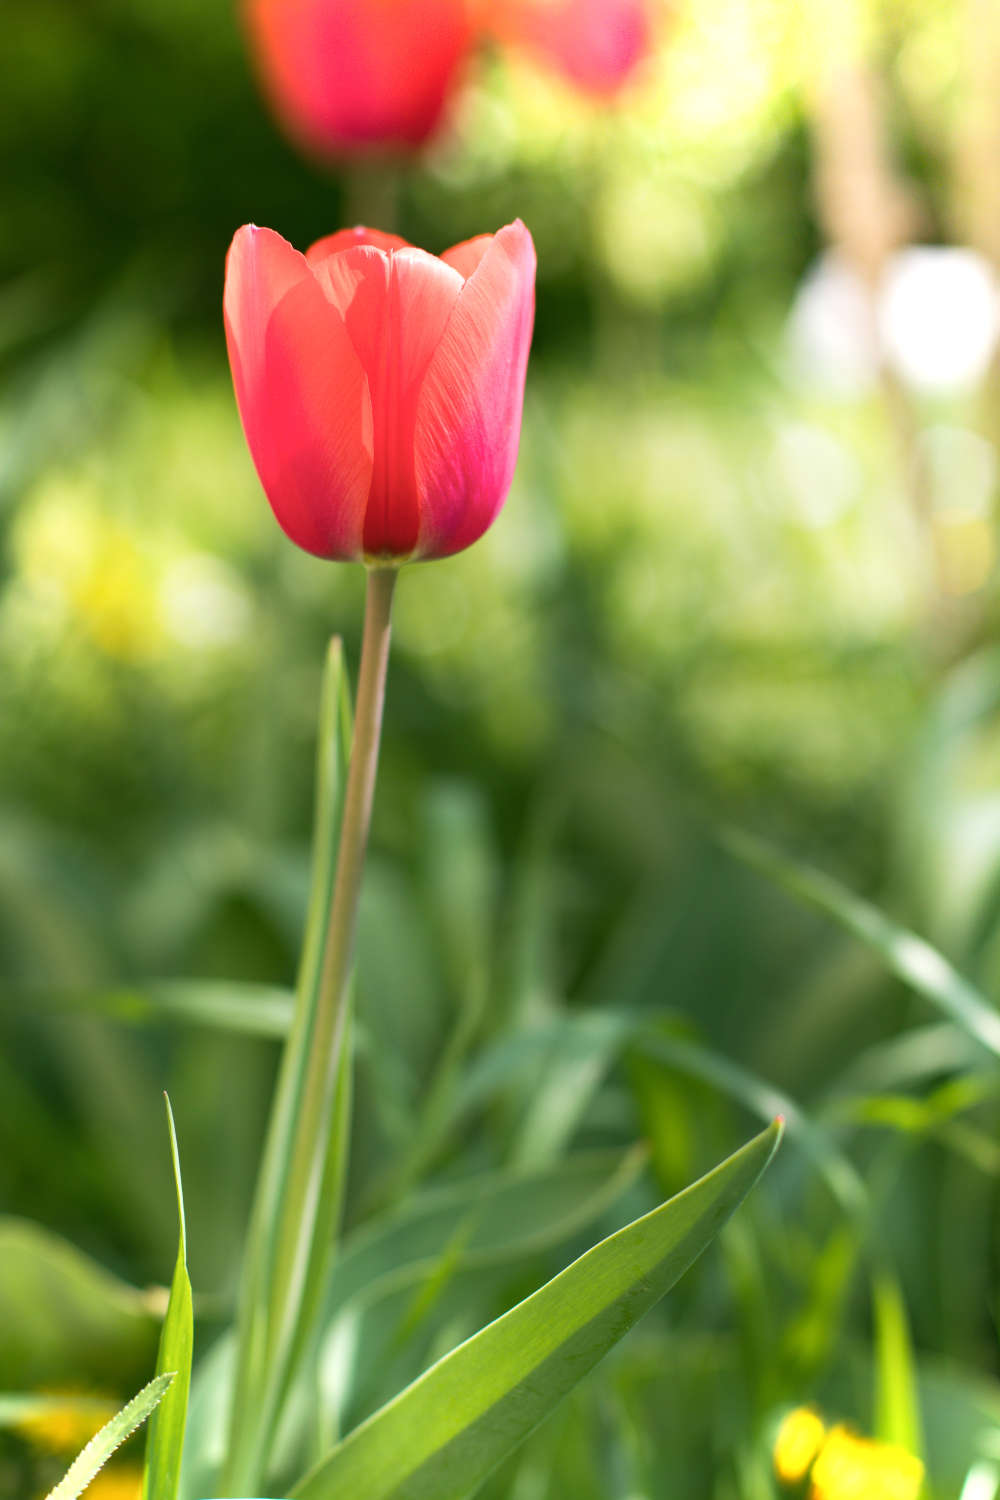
[
  {"left": 289, "top": 1120, "right": 782, "bottom": 1500},
  {"left": 142, "top": 1097, "right": 193, "bottom": 1500},
  {"left": 224, "top": 637, "right": 354, "bottom": 1493},
  {"left": 44, "top": 1374, "right": 173, "bottom": 1500}
]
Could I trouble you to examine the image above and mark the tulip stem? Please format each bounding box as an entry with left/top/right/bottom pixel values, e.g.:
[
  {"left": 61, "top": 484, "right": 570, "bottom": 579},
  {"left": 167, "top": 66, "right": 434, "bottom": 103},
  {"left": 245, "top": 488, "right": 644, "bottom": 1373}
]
[
  {"left": 343, "top": 161, "right": 400, "bottom": 234},
  {"left": 267, "top": 562, "right": 397, "bottom": 1383},
  {"left": 223, "top": 564, "right": 397, "bottom": 1495},
  {"left": 319, "top": 563, "right": 397, "bottom": 1027}
]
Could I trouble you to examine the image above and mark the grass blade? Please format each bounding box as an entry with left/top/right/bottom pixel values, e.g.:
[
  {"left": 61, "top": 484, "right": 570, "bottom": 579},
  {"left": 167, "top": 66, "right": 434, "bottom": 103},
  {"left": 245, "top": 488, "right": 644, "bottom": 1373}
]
[
  {"left": 289, "top": 1121, "right": 782, "bottom": 1500},
  {"left": 142, "top": 1096, "right": 193, "bottom": 1500},
  {"left": 872, "top": 1264, "right": 923, "bottom": 1460},
  {"left": 639, "top": 1030, "right": 869, "bottom": 1222},
  {"left": 6, "top": 980, "right": 295, "bottom": 1038},
  {"left": 44, "top": 1373, "right": 173, "bottom": 1500},
  {"left": 720, "top": 826, "right": 1000, "bottom": 1059}
]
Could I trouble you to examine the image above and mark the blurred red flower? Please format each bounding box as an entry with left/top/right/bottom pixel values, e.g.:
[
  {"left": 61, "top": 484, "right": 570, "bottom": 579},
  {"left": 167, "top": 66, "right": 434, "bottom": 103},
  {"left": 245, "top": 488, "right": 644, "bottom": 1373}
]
[
  {"left": 242, "top": 0, "right": 656, "bottom": 158},
  {"left": 243, "top": 0, "right": 476, "bottom": 153}
]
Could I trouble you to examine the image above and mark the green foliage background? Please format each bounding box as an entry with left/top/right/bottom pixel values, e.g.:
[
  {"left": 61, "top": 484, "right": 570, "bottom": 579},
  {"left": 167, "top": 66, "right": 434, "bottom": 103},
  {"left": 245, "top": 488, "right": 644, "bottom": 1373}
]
[{"left": 3, "top": 0, "right": 1000, "bottom": 1496}]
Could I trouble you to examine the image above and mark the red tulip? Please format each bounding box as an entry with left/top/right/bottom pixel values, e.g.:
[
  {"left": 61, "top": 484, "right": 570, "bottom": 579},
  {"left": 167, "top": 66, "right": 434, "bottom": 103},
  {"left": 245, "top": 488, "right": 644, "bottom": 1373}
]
[
  {"left": 243, "top": 0, "right": 476, "bottom": 154},
  {"left": 224, "top": 221, "right": 536, "bottom": 562},
  {"left": 492, "top": 0, "right": 653, "bottom": 96}
]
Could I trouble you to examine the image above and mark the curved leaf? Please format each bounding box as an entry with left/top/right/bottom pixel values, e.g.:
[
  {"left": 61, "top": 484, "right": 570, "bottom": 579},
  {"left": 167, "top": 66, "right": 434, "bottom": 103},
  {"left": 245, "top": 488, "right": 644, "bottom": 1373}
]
[{"left": 290, "top": 1120, "right": 782, "bottom": 1500}]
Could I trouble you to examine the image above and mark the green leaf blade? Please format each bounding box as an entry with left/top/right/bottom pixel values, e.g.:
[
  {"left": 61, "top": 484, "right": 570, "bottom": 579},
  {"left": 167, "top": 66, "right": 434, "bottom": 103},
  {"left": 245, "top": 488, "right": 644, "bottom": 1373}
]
[
  {"left": 141, "top": 1097, "right": 193, "bottom": 1500},
  {"left": 224, "top": 637, "right": 355, "bottom": 1494},
  {"left": 720, "top": 825, "right": 1000, "bottom": 1059},
  {"left": 291, "top": 1120, "right": 782, "bottom": 1500},
  {"left": 872, "top": 1265, "right": 923, "bottom": 1460}
]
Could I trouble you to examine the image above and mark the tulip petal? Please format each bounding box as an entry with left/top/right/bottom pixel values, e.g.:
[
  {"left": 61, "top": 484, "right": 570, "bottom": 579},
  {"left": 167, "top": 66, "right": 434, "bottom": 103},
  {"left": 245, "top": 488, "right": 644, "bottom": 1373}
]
[
  {"left": 440, "top": 234, "right": 493, "bottom": 281},
  {"left": 224, "top": 225, "right": 372, "bottom": 559},
  {"left": 309, "top": 244, "right": 464, "bottom": 556},
  {"left": 314, "top": 247, "right": 462, "bottom": 385},
  {"left": 413, "top": 220, "right": 536, "bottom": 558},
  {"left": 307, "top": 226, "right": 412, "bottom": 267}
]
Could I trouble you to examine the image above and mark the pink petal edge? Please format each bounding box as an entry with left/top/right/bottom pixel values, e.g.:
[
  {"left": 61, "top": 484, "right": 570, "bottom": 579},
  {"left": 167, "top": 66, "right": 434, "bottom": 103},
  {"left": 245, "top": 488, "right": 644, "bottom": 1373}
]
[{"left": 412, "top": 219, "right": 536, "bottom": 558}]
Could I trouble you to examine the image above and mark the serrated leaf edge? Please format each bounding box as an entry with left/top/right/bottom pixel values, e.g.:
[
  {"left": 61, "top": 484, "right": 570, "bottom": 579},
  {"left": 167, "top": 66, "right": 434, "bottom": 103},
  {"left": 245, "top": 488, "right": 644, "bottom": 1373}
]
[{"left": 44, "top": 1372, "right": 174, "bottom": 1500}]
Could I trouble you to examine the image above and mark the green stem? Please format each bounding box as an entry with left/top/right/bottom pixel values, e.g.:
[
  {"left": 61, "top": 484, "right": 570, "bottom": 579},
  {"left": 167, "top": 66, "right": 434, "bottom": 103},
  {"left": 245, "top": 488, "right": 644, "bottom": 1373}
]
[
  {"left": 223, "top": 566, "right": 397, "bottom": 1494},
  {"left": 266, "top": 565, "right": 397, "bottom": 1371},
  {"left": 342, "top": 161, "right": 401, "bottom": 233},
  {"left": 316, "top": 566, "right": 397, "bottom": 1036}
]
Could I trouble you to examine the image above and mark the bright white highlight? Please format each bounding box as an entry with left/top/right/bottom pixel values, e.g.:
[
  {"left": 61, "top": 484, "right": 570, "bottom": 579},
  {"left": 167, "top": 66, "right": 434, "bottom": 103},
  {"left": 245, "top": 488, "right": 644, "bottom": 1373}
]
[
  {"left": 788, "top": 248, "right": 1000, "bottom": 397},
  {"left": 879, "top": 248, "right": 1000, "bottom": 395}
]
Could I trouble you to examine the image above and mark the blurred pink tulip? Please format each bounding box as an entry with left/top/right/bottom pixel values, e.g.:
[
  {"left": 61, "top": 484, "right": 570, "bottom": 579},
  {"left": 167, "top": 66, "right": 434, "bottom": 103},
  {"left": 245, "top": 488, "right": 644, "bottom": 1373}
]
[
  {"left": 243, "top": 0, "right": 476, "bottom": 153},
  {"left": 243, "top": 0, "right": 656, "bottom": 158},
  {"left": 224, "top": 221, "right": 536, "bottom": 562},
  {"left": 488, "top": 0, "right": 654, "bottom": 96}
]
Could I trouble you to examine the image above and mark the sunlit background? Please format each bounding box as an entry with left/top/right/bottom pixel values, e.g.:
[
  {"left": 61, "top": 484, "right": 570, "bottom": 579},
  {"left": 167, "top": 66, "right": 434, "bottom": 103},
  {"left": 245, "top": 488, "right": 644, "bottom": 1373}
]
[{"left": 5, "top": 0, "right": 1000, "bottom": 1496}]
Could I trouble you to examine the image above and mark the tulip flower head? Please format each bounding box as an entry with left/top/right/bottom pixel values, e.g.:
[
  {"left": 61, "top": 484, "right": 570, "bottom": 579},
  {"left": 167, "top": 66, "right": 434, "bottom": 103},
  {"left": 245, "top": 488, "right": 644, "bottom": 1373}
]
[
  {"left": 224, "top": 220, "right": 536, "bottom": 563},
  {"left": 243, "top": 0, "right": 476, "bottom": 154}
]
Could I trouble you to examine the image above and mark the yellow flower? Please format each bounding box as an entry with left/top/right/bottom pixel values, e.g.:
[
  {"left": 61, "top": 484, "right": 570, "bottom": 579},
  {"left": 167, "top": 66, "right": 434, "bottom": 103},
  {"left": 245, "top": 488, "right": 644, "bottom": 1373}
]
[
  {"left": 774, "top": 1408, "right": 924, "bottom": 1499},
  {"left": 11, "top": 487, "right": 163, "bottom": 662},
  {"left": 17, "top": 1391, "right": 116, "bottom": 1455},
  {"left": 775, "top": 1407, "right": 827, "bottom": 1483},
  {"left": 809, "top": 1424, "right": 924, "bottom": 1500},
  {"left": 73, "top": 1465, "right": 143, "bottom": 1500}
]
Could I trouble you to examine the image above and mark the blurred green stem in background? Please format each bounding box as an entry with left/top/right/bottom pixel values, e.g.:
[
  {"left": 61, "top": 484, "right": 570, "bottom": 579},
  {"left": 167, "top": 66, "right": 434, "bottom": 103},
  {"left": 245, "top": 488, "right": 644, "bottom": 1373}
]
[
  {"left": 343, "top": 162, "right": 401, "bottom": 234},
  {"left": 222, "top": 567, "right": 397, "bottom": 1495}
]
